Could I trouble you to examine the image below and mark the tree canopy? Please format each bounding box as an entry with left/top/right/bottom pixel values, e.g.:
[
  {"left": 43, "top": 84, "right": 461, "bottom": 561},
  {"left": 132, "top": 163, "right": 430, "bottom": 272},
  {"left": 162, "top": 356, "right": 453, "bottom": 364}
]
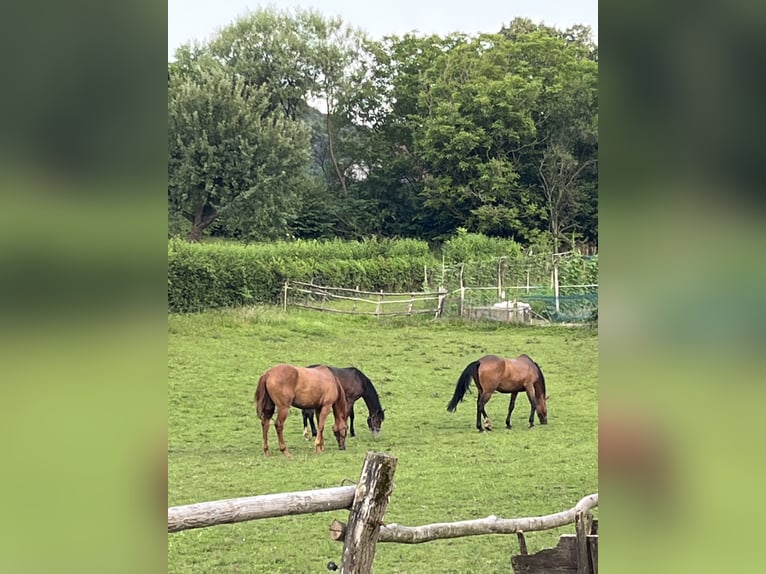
[{"left": 168, "top": 10, "right": 598, "bottom": 251}]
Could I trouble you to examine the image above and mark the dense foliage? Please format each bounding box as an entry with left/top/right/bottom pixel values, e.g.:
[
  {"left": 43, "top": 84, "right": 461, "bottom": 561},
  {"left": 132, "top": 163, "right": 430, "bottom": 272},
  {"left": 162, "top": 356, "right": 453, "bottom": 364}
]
[{"left": 168, "top": 8, "right": 597, "bottom": 250}]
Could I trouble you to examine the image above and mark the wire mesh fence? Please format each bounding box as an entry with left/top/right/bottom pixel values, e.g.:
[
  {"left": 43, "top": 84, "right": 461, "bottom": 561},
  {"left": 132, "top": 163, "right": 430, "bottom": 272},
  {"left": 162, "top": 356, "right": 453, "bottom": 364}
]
[{"left": 285, "top": 252, "right": 597, "bottom": 324}]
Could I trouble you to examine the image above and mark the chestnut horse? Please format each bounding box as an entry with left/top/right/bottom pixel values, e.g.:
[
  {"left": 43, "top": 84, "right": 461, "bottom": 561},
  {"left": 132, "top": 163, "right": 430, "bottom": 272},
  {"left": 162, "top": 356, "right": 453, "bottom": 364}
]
[
  {"left": 446, "top": 354, "right": 548, "bottom": 432},
  {"left": 255, "top": 364, "right": 347, "bottom": 457},
  {"left": 301, "top": 366, "right": 385, "bottom": 439}
]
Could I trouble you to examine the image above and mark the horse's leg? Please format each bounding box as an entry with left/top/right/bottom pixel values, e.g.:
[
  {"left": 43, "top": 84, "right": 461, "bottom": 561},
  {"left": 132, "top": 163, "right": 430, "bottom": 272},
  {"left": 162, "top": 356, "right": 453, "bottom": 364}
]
[
  {"left": 274, "top": 406, "right": 291, "bottom": 457},
  {"left": 476, "top": 392, "right": 493, "bottom": 431},
  {"left": 481, "top": 405, "right": 492, "bottom": 430},
  {"left": 311, "top": 411, "right": 318, "bottom": 437},
  {"left": 476, "top": 395, "right": 483, "bottom": 431},
  {"left": 261, "top": 414, "right": 272, "bottom": 456},
  {"left": 482, "top": 393, "right": 494, "bottom": 430},
  {"left": 302, "top": 410, "right": 311, "bottom": 440},
  {"left": 315, "top": 404, "right": 332, "bottom": 454},
  {"left": 506, "top": 392, "right": 518, "bottom": 429},
  {"left": 526, "top": 389, "right": 538, "bottom": 428},
  {"left": 348, "top": 402, "right": 356, "bottom": 438}
]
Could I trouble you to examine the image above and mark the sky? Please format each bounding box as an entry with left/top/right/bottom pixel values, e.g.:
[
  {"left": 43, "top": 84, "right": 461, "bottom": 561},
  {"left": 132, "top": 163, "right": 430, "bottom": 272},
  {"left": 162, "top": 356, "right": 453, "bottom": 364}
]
[{"left": 168, "top": 0, "right": 597, "bottom": 60}]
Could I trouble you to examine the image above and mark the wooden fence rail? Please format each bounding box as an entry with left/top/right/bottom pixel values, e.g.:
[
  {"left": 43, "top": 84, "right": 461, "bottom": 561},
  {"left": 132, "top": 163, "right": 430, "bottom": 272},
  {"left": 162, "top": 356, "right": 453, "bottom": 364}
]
[
  {"left": 168, "top": 453, "right": 596, "bottom": 573},
  {"left": 168, "top": 485, "right": 356, "bottom": 533},
  {"left": 329, "top": 493, "right": 598, "bottom": 544}
]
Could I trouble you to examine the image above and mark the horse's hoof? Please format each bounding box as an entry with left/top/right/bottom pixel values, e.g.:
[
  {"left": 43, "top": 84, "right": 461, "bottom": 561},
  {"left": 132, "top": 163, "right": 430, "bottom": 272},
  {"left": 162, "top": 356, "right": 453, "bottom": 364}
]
[
  {"left": 264, "top": 450, "right": 271, "bottom": 457},
  {"left": 282, "top": 451, "right": 292, "bottom": 458},
  {"left": 506, "top": 425, "right": 512, "bottom": 430},
  {"left": 303, "top": 429, "right": 310, "bottom": 440}
]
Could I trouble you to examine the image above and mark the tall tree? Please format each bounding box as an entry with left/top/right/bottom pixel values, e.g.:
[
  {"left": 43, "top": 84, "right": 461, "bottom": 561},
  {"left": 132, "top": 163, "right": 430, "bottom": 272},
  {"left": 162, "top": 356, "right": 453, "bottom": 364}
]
[
  {"left": 412, "top": 33, "right": 546, "bottom": 241},
  {"left": 168, "top": 48, "right": 309, "bottom": 241},
  {"left": 208, "top": 8, "right": 375, "bottom": 238}
]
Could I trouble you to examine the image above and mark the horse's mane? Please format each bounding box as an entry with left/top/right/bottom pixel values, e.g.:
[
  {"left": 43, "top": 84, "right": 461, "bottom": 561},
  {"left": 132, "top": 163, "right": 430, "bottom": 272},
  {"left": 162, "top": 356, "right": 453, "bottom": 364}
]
[
  {"left": 531, "top": 360, "right": 546, "bottom": 396},
  {"left": 349, "top": 367, "right": 384, "bottom": 417},
  {"left": 519, "top": 354, "right": 546, "bottom": 396}
]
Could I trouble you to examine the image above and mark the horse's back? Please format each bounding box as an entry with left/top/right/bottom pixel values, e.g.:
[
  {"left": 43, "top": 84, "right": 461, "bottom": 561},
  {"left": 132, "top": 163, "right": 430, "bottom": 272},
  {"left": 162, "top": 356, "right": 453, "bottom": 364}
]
[
  {"left": 506, "top": 355, "right": 542, "bottom": 389},
  {"left": 331, "top": 367, "right": 366, "bottom": 399},
  {"left": 294, "top": 365, "right": 342, "bottom": 408},
  {"left": 477, "top": 354, "right": 538, "bottom": 393},
  {"left": 264, "top": 364, "right": 301, "bottom": 386}
]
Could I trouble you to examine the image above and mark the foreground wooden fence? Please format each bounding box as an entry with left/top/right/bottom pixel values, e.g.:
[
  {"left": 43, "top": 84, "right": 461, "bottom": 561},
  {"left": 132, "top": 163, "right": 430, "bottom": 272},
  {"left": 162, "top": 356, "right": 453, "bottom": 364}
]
[{"left": 168, "top": 452, "right": 598, "bottom": 573}]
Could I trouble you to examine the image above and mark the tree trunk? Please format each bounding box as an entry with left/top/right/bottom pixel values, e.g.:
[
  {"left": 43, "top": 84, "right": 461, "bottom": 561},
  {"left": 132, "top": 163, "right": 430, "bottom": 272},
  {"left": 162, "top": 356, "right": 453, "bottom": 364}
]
[
  {"left": 185, "top": 203, "right": 218, "bottom": 242},
  {"left": 326, "top": 99, "right": 348, "bottom": 195}
]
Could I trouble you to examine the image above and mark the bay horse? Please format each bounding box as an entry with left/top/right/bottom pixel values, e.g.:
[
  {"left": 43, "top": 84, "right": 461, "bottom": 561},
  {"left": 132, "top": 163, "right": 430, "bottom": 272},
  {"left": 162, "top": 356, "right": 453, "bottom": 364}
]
[
  {"left": 254, "top": 364, "right": 347, "bottom": 457},
  {"left": 446, "top": 354, "right": 548, "bottom": 432},
  {"left": 301, "top": 366, "right": 385, "bottom": 439}
]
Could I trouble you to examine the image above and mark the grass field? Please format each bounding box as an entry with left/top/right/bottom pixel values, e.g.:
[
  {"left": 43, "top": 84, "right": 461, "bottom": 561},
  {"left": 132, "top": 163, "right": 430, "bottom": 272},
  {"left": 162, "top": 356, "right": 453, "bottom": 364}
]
[{"left": 168, "top": 307, "right": 597, "bottom": 573}]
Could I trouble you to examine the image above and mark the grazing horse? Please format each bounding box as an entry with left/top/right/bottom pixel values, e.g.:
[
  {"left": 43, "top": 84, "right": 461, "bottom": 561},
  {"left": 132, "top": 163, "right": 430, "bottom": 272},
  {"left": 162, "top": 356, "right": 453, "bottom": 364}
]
[
  {"left": 301, "top": 366, "right": 385, "bottom": 439},
  {"left": 254, "top": 364, "right": 347, "bottom": 457},
  {"left": 446, "top": 354, "right": 549, "bottom": 432}
]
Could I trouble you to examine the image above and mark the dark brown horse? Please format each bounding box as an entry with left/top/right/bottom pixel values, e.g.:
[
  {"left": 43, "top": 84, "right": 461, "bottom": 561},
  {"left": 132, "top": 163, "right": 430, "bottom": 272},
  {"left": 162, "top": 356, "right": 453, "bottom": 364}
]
[
  {"left": 255, "top": 364, "right": 347, "bottom": 457},
  {"left": 446, "top": 354, "right": 548, "bottom": 432},
  {"left": 301, "top": 366, "right": 385, "bottom": 439}
]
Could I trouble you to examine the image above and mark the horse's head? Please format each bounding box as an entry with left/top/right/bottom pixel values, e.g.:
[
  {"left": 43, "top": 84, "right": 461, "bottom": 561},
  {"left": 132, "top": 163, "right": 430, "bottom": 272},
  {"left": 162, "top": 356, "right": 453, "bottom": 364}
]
[
  {"left": 537, "top": 394, "right": 550, "bottom": 425},
  {"left": 366, "top": 409, "right": 385, "bottom": 438},
  {"left": 332, "top": 418, "right": 347, "bottom": 450}
]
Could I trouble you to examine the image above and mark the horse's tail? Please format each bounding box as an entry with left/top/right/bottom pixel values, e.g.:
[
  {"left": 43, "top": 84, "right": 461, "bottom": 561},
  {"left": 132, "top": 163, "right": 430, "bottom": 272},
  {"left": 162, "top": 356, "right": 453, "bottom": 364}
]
[
  {"left": 447, "top": 360, "right": 480, "bottom": 412},
  {"left": 254, "top": 374, "right": 274, "bottom": 419}
]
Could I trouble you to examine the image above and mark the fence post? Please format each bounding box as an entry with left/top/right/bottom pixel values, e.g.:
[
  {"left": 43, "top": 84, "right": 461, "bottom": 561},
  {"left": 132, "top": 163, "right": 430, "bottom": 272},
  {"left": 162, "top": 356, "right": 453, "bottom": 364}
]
[
  {"left": 339, "top": 452, "right": 398, "bottom": 574},
  {"left": 575, "top": 510, "right": 588, "bottom": 574},
  {"left": 497, "top": 258, "right": 503, "bottom": 298},
  {"left": 283, "top": 281, "right": 288, "bottom": 312},
  {"left": 441, "top": 254, "right": 445, "bottom": 286},
  {"left": 459, "top": 264, "right": 465, "bottom": 318},
  {"left": 375, "top": 290, "right": 383, "bottom": 318},
  {"left": 435, "top": 288, "right": 446, "bottom": 319},
  {"left": 553, "top": 257, "right": 560, "bottom": 314}
]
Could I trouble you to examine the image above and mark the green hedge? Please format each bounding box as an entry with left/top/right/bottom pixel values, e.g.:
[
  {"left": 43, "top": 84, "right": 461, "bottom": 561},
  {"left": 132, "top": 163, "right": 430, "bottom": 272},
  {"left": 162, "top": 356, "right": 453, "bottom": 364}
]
[
  {"left": 168, "top": 238, "right": 436, "bottom": 312},
  {"left": 168, "top": 236, "right": 597, "bottom": 313}
]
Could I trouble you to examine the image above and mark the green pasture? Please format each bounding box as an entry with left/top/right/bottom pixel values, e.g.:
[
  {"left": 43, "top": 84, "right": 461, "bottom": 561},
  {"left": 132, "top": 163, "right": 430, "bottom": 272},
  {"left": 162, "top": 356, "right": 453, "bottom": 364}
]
[{"left": 168, "top": 307, "right": 597, "bottom": 573}]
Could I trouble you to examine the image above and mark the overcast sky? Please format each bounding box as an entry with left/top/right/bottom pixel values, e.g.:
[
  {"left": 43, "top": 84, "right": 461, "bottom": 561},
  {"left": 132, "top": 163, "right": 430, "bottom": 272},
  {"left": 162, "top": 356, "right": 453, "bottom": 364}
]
[{"left": 168, "top": 0, "right": 597, "bottom": 60}]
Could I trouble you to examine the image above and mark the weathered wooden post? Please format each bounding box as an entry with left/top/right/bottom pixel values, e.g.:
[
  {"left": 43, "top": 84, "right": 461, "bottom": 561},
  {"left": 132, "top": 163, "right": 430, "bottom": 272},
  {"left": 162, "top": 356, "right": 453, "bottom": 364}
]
[
  {"left": 334, "top": 452, "right": 398, "bottom": 573},
  {"left": 375, "top": 290, "right": 383, "bottom": 318},
  {"left": 352, "top": 286, "right": 359, "bottom": 314},
  {"left": 575, "top": 510, "right": 588, "bottom": 574},
  {"left": 435, "top": 288, "right": 447, "bottom": 319}
]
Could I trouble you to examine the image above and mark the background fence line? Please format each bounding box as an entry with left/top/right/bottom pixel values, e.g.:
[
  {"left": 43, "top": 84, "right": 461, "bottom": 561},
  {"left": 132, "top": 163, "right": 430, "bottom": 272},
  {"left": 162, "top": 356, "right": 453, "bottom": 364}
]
[{"left": 285, "top": 279, "right": 597, "bottom": 323}]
